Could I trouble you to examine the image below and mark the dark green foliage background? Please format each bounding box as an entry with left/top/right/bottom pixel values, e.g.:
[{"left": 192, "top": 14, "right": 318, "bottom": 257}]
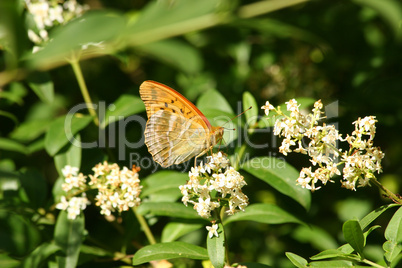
[{"left": 1, "top": 0, "right": 401, "bottom": 267}]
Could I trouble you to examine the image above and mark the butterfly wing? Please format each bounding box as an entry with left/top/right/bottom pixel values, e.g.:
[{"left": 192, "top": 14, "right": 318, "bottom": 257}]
[
  {"left": 144, "top": 110, "right": 210, "bottom": 167},
  {"left": 140, "top": 81, "right": 213, "bottom": 167}
]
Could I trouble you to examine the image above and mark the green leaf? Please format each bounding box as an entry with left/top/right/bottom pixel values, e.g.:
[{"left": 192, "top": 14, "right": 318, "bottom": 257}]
[
  {"left": 22, "top": 242, "right": 61, "bottom": 268},
  {"left": 338, "top": 225, "right": 381, "bottom": 255},
  {"left": 310, "top": 249, "right": 350, "bottom": 260},
  {"left": 0, "top": 254, "right": 20, "bottom": 268},
  {"left": 54, "top": 134, "right": 82, "bottom": 178},
  {"left": 9, "top": 119, "right": 52, "bottom": 142},
  {"left": 207, "top": 222, "right": 225, "bottom": 268},
  {"left": 224, "top": 203, "right": 302, "bottom": 225},
  {"left": 27, "top": 72, "right": 54, "bottom": 103},
  {"left": 292, "top": 225, "right": 338, "bottom": 251},
  {"left": 54, "top": 211, "right": 85, "bottom": 268},
  {"left": 132, "top": 241, "right": 208, "bottom": 265},
  {"left": 342, "top": 219, "right": 365, "bottom": 257},
  {"left": 242, "top": 91, "right": 258, "bottom": 127},
  {"left": 285, "top": 252, "right": 308, "bottom": 268},
  {"left": 141, "top": 171, "right": 187, "bottom": 202},
  {"left": 161, "top": 222, "right": 204, "bottom": 242},
  {"left": 309, "top": 260, "right": 354, "bottom": 267},
  {"left": 126, "top": 0, "right": 224, "bottom": 46},
  {"left": 19, "top": 168, "right": 47, "bottom": 209},
  {"left": 1, "top": 82, "right": 27, "bottom": 106},
  {"left": 352, "top": 0, "right": 402, "bottom": 40},
  {"left": 241, "top": 157, "right": 311, "bottom": 210},
  {"left": 27, "top": 10, "right": 126, "bottom": 69},
  {"left": 384, "top": 206, "right": 402, "bottom": 263},
  {"left": 0, "top": 210, "right": 41, "bottom": 256},
  {"left": 45, "top": 114, "right": 93, "bottom": 156},
  {"left": 137, "top": 39, "right": 203, "bottom": 74},
  {"left": 237, "top": 263, "right": 272, "bottom": 268},
  {"left": 0, "top": 137, "right": 28, "bottom": 154},
  {"left": 197, "top": 89, "right": 234, "bottom": 115},
  {"left": 101, "top": 94, "right": 145, "bottom": 128},
  {"left": 137, "top": 202, "right": 202, "bottom": 220},
  {"left": 360, "top": 204, "right": 400, "bottom": 230}
]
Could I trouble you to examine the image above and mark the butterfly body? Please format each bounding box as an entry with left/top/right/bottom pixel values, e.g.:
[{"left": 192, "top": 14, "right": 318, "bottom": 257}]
[{"left": 140, "top": 80, "right": 224, "bottom": 168}]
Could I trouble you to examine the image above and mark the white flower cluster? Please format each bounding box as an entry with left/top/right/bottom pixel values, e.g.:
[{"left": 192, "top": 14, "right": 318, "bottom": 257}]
[
  {"left": 56, "top": 165, "right": 89, "bottom": 220},
  {"left": 56, "top": 194, "right": 90, "bottom": 220},
  {"left": 179, "top": 152, "right": 248, "bottom": 219},
  {"left": 89, "top": 162, "right": 142, "bottom": 216},
  {"left": 262, "top": 100, "right": 384, "bottom": 191},
  {"left": 25, "top": 0, "right": 88, "bottom": 46},
  {"left": 56, "top": 162, "right": 142, "bottom": 219}
]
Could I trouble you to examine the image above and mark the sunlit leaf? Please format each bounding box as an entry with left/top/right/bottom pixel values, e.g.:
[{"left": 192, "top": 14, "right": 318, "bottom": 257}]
[
  {"left": 207, "top": 222, "right": 225, "bottom": 268},
  {"left": 132, "top": 242, "right": 208, "bottom": 265},
  {"left": 54, "top": 211, "right": 85, "bottom": 268},
  {"left": 241, "top": 157, "right": 311, "bottom": 210}
]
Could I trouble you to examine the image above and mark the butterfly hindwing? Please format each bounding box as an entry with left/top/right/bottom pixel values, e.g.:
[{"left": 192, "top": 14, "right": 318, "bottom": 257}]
[{"left": 144, "top": 110, "right": 209, "bottom": 167}]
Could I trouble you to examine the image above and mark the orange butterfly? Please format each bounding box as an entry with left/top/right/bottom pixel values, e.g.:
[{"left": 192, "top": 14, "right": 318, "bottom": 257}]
[{"left": 139, "top": 80, "right": 224, "bottom": 168}]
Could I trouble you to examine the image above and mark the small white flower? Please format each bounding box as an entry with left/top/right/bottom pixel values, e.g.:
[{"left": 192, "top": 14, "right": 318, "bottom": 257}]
[
  {"left": 62, "top": 165, "right": 79, "bottom": 177},
  {"left": 261, "top": 101, "right": 274, "bottom": 116},
  {"left": 206, "top": 224, "right": 219, "bottom": 238}
]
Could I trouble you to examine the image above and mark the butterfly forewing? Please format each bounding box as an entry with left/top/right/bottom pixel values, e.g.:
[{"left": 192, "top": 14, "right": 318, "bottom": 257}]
[{"left": 140, "top": 80, "right": 216, "bottom": 167}]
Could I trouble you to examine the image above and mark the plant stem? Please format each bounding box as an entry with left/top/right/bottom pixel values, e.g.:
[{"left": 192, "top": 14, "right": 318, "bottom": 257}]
[
  {"left": 69, "top": 58, "right": 99, "bottom": 126},
  {"left": 132, "top": 207, "right": 157, "bottom": 245},
  {"left": 370, "top": 177, "right": 402, "bottom": 204},
  {"left": 233, "top": 143, "right": 247, "bottom": 170}
]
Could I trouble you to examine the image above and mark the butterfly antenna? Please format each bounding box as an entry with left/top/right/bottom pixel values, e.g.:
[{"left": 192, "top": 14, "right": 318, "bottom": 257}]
[{"left": 222, "top": 106, "right": 252, "bottom": 127}]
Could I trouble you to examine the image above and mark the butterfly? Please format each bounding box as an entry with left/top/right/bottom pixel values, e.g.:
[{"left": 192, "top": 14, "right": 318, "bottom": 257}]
[{"left": 139, "top": 80, "right": 224, "bottom": 168}]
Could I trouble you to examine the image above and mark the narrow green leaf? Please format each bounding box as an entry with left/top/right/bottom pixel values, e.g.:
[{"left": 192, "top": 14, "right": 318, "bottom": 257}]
[
  {"left": 141, "top": 171, "right": 188, "bottom": 202},
  {"left": 137, "top": 39, "right": 203, "bottom": 74},
  {"left": 45, "top": 114, "right": 92, "bottom": 156},
  {"left": 224, "top": 203, "right": 302, "bottom": 225},
  {"left": 0, "top": 137, "right": 28, "bottom": 154},
  {"left": 242, "top": 91, "right": 258, "bottom": 127},
  {"left": 207, "top": 222, "right": 225, "bottom": 268},
  {"left": 27, "top": 72, "right": 54, "bottom": 103},
  {"left": 352, "top": 0, "right": 402, "bottom": 39},
  {"left": 0, "top": 111, "right": 19, "bottom": 126},
  {"left": 241, "top": 157, "right": 311, "bottom": 210},
  {"left": 10, "top": 119, "right": 52, "bottom": 142},
  {"left": 161, "top": 222, "right": 204, "bottom": 242},
  {"left": 101, "top": 94, "right": 145, "bottom": 128},
  {"left": 137, "top": 202, "right": 201, "bottom": 220},
  {"left": 384, "top": 206, "right": 402, "bottom": 263},
  {"left": 360, "top": 204, "right": 399, "bottom": 230},
  {"left": 342, "top": 220, "right": 365, "bottom": 257},
  {"left": 0, "top": 82, "right": 26, "bottom": 106},
  {"left": 132, "top": 241, "right": 208, "bottom": 265},
  {"left": 22, "top": 242, "right": 61, "bottom": 268},
  {"left": 310, "top": 249, "right": 350, "bottom": 260},
  {"left": 54, "top": 134, "right": 82, "bottom": 178},
  {"left": 237, "top": 263, "right": 272, "bottom": 268},
  {"left": 54, "top": 211, "right": 85, "bottom": 268},
  {"left": 285, "top": 252, "right": 308, "bottom": 268},
  {"left": 309, "top": 260, "right": 354, "bottom": 267}
]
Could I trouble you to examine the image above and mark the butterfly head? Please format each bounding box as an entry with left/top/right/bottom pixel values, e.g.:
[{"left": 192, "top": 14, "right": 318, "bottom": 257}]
[{"left": 211, "top": 126, "right": 224, "bottom": 145}]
